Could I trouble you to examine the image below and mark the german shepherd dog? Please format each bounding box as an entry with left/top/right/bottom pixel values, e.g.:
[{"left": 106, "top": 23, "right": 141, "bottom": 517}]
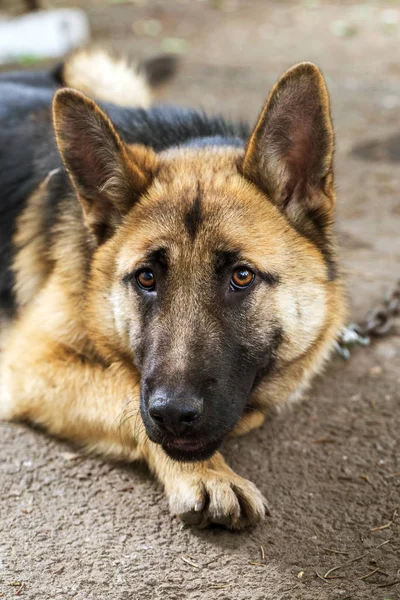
[{"left": 0, "top": 50, "right": 346, "bottom": 529}]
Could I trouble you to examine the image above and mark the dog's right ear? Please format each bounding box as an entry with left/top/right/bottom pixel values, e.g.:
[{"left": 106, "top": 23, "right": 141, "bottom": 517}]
[{"left": 53, "top": 89, "right": 157, "bottom": 243}]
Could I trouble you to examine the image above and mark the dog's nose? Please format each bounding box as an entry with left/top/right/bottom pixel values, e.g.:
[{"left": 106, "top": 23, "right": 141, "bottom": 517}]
[{"left": 148, "top": 395, "right": 204, "bottom": 435}]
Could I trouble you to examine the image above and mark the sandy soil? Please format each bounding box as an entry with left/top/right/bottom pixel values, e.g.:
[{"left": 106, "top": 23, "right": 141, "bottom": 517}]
[{"left": 0, "top": 1, "right": 399, "bottom": 599}]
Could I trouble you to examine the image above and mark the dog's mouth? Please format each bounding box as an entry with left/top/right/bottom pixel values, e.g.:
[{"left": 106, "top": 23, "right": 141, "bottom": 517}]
[
  {"left": 167, "top": 438, "right": 203, "bottom": 451},
  {"left": 162, "top": 437, "right": 221, "bottom": 462}
]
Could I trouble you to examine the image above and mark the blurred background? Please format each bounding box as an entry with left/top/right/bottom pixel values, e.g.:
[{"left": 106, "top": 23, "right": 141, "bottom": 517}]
[{"left": 2, "top": 0, "right": 400, "bottom": 123}]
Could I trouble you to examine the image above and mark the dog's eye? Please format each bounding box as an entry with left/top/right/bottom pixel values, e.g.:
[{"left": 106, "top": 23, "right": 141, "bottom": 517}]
[
  {"left": 136, "top": 269, "right": 156, "bottom": 291},
  {"left": 230, "top": 267, "right": 255, "bottom": 290}
]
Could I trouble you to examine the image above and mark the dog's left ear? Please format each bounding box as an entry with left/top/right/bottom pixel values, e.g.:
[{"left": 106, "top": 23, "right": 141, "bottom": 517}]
[
  {"left": 241, "top": 63, "right": 334, "bottom": 231},
  {"left": 53, "top": 89, "right": 157, "bottom": 243}
]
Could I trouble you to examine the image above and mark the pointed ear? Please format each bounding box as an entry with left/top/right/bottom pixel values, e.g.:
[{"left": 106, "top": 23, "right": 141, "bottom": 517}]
[
  {"left": 53, "top": 89, "right": 157, "bottom": 243},
  {"left": 241, "top": 63, "right": 335, "bottom": 235}
]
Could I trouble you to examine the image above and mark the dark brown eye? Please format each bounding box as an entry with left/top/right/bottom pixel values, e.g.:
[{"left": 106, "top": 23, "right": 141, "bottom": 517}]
[
  {"left": 230, "top": 267, "right": 255, "bottom": 290},
  {"left": 136, "top": 269, "right": 156, "bottom": 291}
]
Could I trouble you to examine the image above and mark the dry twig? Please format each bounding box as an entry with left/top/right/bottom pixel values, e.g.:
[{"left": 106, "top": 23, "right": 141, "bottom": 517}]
[
  {"left": 371, "top": 522, "right": 392, "bottom": 532},
  {"left": 377, "top": 579, "right": 400, "bottom": 589},
  {"left": 359, "top": 567, "right": 380, "bottom": 580},
  {"left": 15, "top": 582, "right": 25, "bottom": 596},
  {"left": 181, "top": 556, "right": 200, "bottom": 569},
  {"left": 323, "top": 553, "right": 368, "bottom": 579},
  {"left": 323, "top": 547, "right": 349, "bottom": 556}
]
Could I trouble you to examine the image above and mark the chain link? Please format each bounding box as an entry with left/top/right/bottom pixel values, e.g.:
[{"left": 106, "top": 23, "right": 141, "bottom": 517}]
[{"left": 335, "top": 278, "right": 400, "bottom": 359}]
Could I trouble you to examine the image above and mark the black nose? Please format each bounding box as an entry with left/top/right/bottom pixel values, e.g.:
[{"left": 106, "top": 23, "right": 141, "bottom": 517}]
[{"left": 148, "top": 394, "right": 204, "bottom": 435}]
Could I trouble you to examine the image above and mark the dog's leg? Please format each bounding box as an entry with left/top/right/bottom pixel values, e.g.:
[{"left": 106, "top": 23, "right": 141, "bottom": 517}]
[
  {"left": 0, "top": 333, "right": 142, "bottom": 459},
  {"left": 230, "top": 409, "right": 266, "bottom": 438},
  {"left": 142, "top": 441, "right": 267, "bottom": 529},
  {"left": 1, "top": 328, "right": 266, "bottom": 529}
]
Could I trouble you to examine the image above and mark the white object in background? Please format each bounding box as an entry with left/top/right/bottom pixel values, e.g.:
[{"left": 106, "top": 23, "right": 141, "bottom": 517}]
[{"left": 0, "top": 9, "right": 90, "bottom": 64}]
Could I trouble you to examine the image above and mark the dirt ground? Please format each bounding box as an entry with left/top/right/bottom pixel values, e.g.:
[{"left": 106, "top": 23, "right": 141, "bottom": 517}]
[{"left": 1, "top": 1, "right": 400, "bottom": 599}]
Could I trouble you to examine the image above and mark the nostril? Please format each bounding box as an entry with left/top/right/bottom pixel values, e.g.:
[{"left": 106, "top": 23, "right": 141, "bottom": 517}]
[
  {"left": 179, "top": 398, "right": 204, "bottom": 425},
  {"left": 148, "top": 398, "right": 167, "bottom": 425},
  {"left": 180, "top": 407, "right": 201, "bottom": 424},
  {"left": 150, "top": 411, "right": 164, "bottom": 425}
]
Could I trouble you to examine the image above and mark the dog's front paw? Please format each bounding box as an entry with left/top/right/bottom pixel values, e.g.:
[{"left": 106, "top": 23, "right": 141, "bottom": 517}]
[{"left": 167, "top": 463, "right": 268, "bottom": 530}]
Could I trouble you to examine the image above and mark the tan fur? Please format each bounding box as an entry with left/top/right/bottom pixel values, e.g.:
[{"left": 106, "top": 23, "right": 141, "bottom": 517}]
[
  {"left": 63, "top": 48, "right": 152, "bottom": 108},
  {"left": 12, "top": 170, "right": 59, "bottom": 308},
  {"left": 0, "top": 63, "right": 347, "bottom": 529}
]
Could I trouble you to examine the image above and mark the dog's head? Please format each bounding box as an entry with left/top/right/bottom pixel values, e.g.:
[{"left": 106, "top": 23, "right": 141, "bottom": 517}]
[{"left": 53, "top": 63, "right": 344, "bottom": 461}]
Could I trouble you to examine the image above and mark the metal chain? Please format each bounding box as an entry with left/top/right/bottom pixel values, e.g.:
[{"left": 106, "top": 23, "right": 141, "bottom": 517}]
[{"left": 334, "top": 278, "right": 400, "bottom": 359}]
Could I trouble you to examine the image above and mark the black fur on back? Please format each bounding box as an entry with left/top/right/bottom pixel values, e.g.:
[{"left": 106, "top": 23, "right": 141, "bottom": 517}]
[
  {"left": 107, "top": 104, "right": 248, "bottom": 151},
  {"left": 0, "top": 69, "right": 249, "bottom": 312}
]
